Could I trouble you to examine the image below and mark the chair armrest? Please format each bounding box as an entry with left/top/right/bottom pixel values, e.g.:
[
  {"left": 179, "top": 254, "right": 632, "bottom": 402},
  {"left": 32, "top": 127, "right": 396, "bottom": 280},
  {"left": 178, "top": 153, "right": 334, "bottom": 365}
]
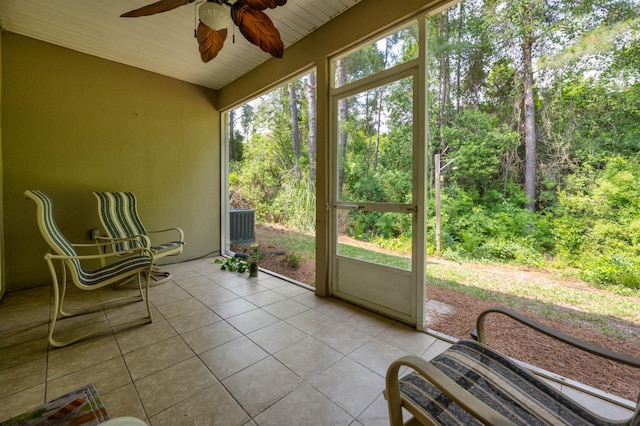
[
  {"left": 90, "top": 235, "right": 147, "bottom": 248},
  {"left": 45, "top": 247, "right": 154, "bottom": 262},
  {"left": 476, "top": 307, "right": 640, "bottom": 368},
  {"left": 146, "top": 227, "right": 184, "bottom": 242},
  {"left": 385, "top": 355, "right": 516, "bottom": 426}
]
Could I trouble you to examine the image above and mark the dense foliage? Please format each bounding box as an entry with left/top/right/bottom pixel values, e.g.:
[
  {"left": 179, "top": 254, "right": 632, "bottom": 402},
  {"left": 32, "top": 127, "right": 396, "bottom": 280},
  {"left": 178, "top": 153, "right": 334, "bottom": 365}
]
[{"left": 228, "top": 0, "right": 640, "bottom": 291}]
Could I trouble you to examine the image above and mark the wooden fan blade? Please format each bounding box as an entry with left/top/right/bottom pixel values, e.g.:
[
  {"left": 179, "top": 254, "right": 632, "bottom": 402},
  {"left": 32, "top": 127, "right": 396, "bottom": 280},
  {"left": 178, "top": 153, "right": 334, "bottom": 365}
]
[
  {"left": 121, "top": 0, "right": 194, "bottom": 17},
  {"left": 196, "top": 22, "right": 227, "bottom": 62},
  {"left": 231, "top": 2, "right": 284, "bottom": 58},
  {"left": 243, "top": 0, "right": 287, "bottom": 10}
]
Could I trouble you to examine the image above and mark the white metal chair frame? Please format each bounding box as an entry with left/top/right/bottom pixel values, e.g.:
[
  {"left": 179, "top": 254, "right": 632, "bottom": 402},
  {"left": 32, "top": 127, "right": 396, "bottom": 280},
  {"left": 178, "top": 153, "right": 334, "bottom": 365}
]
[
  {"left": 26, "top": 190, "right": 155, "bottom": 347},
  {"left": 93, "top": 192, "right": 184, "bottom": 284}
]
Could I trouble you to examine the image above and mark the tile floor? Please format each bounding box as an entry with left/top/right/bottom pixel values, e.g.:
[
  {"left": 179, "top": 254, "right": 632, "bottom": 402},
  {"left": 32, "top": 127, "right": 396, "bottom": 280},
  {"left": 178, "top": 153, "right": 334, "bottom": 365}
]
[{"left": 0, "top": 258, "right": 635, "bottom": 425}]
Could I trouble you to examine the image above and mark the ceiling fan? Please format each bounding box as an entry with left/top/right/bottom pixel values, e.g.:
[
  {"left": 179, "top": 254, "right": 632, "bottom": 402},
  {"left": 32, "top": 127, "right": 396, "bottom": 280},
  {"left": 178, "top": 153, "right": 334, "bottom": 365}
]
[{"left": 121, "top": 0, "right": 287, "bottom": 62}]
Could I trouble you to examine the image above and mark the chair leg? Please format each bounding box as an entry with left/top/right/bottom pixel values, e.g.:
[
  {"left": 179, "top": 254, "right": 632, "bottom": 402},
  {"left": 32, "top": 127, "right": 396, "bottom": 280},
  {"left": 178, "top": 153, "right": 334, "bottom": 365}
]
[
  {"left": 150, "top": 265, "right": 171, "bottom": 285},
  {"left": 46, "top": 262, "right": 153, "bottom": 348}
]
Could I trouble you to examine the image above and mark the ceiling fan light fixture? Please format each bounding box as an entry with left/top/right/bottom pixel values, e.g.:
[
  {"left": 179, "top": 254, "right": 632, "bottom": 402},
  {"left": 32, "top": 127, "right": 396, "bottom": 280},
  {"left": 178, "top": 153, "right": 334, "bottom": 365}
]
[{"left": 199, "top": 2, "right": 232, "bottom": 30}]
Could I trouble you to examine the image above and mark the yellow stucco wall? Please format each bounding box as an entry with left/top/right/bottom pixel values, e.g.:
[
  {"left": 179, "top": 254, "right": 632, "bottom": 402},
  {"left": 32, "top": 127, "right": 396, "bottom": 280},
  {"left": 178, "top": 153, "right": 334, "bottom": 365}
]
[{"left": 2, "top": 32, "right": 221, "bottom": 290}]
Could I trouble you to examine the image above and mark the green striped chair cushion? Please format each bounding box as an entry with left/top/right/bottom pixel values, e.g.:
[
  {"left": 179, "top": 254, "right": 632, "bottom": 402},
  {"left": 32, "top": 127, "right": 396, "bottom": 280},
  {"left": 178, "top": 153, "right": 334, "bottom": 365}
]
[
  {"left": 94, "top": 192, "right": 183, "bottom": 254},
  {"left": 399, "top": 340, "right": 633, "bottom": 425},
  {"left": 27, "top": 190, "right": 151, "bottom": 286}
]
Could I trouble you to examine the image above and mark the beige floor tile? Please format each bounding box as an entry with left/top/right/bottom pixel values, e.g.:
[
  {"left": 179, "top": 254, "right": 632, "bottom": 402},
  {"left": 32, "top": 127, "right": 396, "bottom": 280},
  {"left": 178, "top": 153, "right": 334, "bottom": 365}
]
[
  {"left": 0, "top": 358, "right": 47, "bottom": 399},
  {"left": 252, "top": 277, "right": 290, "bottom": 290},
  {"left": 0, "top": 305, "right": 51, "bottom": 336},
  {"left": 165, "top": 268, "right": 202, "bottom": 282},
  {"left": 291, "top": 292, "right": 331, "bottom": 308},
  {"left": 114, "top": 318, "right": 177, "bottom": 354},
  {"left": 309, "top": 357, "right": 385, "bottom": 418},
  {"left": 154, "top": 297, "right": 208, "bottom": 320},
  {"left": 212, "top": 275, "right": 251, "bottom": 289},
  {"left": 313, "top": 322, "right": 372, "bottom": 355},
  {"left": 285, "top": 309, "right": 333, "bottom": 335},
  {"left": 0, "top": 336, "right": 48, "bottom": 370},
  {"left": 135, "top": 357, "right": 217, "bottom": 416},
  {"left": 225, "top": 309, "right": 280, "bottom": 335},
  {"left": 101, "top": 383, "right": 148, "bottom": 422},
  {"left": 50, "top": 309, "right": 110, "bottom": 336},
  {"left": 222, "top": 356, "right": 303, "bottom": 417},
  {"left": 262, "top": 299, "right": 310, "bottom": 320},
  {"left": 349, "top": 338, "right": 410, "bottom": 377},
  {"left": 102, "top": 298, "right": 154, "bottom": 323},
  {"left": 272, "top": 284, "right": 311, "bottom": 298},
  {"left": 0, "top": 384, "right": 45, "bottom": 423},
  {"left": 377, "top": 322, "right": 440, "bottom": 355},
  {"left": 313, "top": 299, "right": 361, "bottom": 319},
  {"left": 247, "top": 321, "right": 306, "bottom": 354},
  {"left": 148, "top": 283, "right": 192, "bottom": 307},
  {"left": 199, "top": 336, "right": 269, "bottom": 380},
  {"left": 274, "top": 336, "right": 343, "bottom": 379},
  {"left": 47, "top": 333, "right": 121, "bottom": 380},
  {"left": 172, "top": 275, "right": 216, "bottom": 293},
  {"left": 242, "top": 290, "right": 287, "bottom": 307},
  {"left": 149, "top": 383, "right": 249, "bottom": 426},
  {"left": 123, "top": 335, "right": 194, "bottom": 380},
  {"left": 356, "top": 392, "right": 394, "bottom": 426},
  {"left": 254, "top": 383, "right": 353, "bottom": 426},
  {"left": 165, "top": 307, "right": 221, "bottom": 334},
  {"left": 345, "top": 310, "right": 396, "bottom": 337},
  {"left": 194, "top": 286, "right": 240, "bottom": 307},
  {"left": 181, "top": 320, "right": 242, "bottom": 354},
  {"left": 227, "top": 282, "right": 269, "bottom": 297},
  {"left": 3, "top": 259, "right": 628, "bottom": 424},
  {"left": 46, "top": 356, "right": 132, "bottom": 400},
  {"left": 207, "top": 298, "right": 258, "bottom": 319}
]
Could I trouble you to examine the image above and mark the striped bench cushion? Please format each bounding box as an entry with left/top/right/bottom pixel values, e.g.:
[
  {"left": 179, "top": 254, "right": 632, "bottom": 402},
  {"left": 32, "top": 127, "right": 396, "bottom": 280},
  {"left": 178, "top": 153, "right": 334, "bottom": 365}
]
[
  {"left": 399, "top": 340, "right": 629, "bottom": 426},
  {"left": 77, "top": 255, "right": 152, "bottom": 286},
  {"left": 151, "top": 241, "right": 184, "bottom": 254}
]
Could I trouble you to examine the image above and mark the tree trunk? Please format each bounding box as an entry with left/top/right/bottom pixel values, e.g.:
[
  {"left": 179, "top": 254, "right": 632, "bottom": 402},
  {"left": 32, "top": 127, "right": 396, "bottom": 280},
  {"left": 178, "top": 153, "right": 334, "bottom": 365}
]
[
  {"left": 305, "top": 72, "right": 317, "bottom": 183},
  {"left": 438, "top": 11, "right": 451, "bottom": 149},
  {"left": 229, "top": 108, "right": 236, "bottom": 161},
  {"left": 336, "top": 58, "right": 348, "bottom": 196},
  {"left": 455, "top": 2, "right": 464, "bottom": 114},
  {"left": 288, "top": 83, "right": 302, "bottom": 179},
  {"left": 372, "top": 39, "right": 390, "bottom": 172},
  {"left": 522, "top": 19, "right": 537, "bottom": 212}
]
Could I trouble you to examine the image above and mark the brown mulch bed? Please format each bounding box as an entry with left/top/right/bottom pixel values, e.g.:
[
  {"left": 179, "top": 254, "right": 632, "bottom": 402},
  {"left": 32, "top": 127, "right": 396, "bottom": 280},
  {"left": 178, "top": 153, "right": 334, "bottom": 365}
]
[
  {"left": 427, "top": 285, "right": 640, "bottom": 401},
  {"left": 253, "top": 225, "right": 640, "bottom": 402}
]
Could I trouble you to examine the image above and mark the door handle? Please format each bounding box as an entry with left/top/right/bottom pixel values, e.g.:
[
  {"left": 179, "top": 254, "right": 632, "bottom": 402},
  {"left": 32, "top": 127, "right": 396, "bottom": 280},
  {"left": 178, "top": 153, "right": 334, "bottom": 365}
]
[{"left": 336, "top": 203, "right": 364, "bottom": 210}]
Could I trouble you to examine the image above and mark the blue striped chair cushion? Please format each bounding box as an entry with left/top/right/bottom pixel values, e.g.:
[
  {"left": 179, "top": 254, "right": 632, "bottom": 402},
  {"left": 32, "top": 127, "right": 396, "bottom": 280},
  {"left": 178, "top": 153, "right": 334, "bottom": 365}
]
[{"left": 399, "top": 340, "right": 631, "bottom": 426}]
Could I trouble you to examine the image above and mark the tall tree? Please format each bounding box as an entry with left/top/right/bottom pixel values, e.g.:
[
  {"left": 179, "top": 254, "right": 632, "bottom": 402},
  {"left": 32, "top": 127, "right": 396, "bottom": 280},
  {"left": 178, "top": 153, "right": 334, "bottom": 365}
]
[
  {"left": 522, "top": 3, "right": 537, "bottom": 211},
  {"left": 336, "top": 58, "right": 348, "bottom": 196},
  {"left": 305, "top": 72, "right": 317, "bottom": 182},
  {"left": 287, "top": 83, "right": 302, "bottom": 179}
]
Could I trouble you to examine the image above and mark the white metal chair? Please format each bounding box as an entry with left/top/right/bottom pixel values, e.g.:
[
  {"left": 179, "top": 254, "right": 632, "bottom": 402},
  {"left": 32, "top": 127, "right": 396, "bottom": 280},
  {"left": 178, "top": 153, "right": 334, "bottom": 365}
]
[
  {"left": 385, "top": 307, "right": 640, "bottom": 425},
  {"left": 93, "top": 192, "right": 184, "bottom": 284},
  {"left": 25, "top": 190, "right": 154, "bottom": 347}
]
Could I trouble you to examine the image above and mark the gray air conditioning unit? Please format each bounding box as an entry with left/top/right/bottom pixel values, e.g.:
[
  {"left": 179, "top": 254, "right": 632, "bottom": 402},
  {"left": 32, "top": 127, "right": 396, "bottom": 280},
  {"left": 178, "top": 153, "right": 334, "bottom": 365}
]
[{"left": 229, "top": 209, "right": 255, "bottom": 244}]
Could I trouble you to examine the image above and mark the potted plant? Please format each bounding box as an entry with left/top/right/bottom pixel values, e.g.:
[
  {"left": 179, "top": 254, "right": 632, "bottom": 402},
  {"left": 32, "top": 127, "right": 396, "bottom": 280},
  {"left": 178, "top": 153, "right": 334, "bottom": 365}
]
[{"left": 215, "top": 242, "right": 263, "bottom": 277}]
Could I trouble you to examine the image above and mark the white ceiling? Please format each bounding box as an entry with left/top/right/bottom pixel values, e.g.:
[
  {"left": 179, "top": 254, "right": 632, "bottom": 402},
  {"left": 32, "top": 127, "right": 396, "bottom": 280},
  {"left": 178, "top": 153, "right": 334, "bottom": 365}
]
[{"left": 0, "top": 0, "right": 363, "bottom": 90}]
